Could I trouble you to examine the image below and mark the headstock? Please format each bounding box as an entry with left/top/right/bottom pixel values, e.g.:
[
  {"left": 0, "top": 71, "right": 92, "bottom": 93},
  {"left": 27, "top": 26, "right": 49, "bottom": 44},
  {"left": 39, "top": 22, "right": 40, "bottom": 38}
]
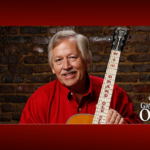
[{"left": 111, "top": 27, "right": 129, "bottom": 52}]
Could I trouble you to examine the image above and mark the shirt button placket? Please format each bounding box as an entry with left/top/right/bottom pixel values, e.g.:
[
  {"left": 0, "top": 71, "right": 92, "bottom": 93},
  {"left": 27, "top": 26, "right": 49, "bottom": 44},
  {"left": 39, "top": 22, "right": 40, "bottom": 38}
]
[{"left": 68, "top": 92, "right": 73, "bottom": 102}]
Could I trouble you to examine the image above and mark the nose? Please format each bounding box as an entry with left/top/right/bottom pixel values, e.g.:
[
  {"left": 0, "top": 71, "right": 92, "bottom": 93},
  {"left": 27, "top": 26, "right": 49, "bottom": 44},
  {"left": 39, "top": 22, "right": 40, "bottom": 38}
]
[{"left": 62, "top": 58, "right": 71, "bottom": 70}]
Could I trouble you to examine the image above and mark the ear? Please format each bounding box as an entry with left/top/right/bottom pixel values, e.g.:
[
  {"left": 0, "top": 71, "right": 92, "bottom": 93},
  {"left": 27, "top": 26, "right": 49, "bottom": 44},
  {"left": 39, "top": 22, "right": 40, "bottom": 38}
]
[{"left": 86, "top": 61, "right": 90, "bottom": 69}]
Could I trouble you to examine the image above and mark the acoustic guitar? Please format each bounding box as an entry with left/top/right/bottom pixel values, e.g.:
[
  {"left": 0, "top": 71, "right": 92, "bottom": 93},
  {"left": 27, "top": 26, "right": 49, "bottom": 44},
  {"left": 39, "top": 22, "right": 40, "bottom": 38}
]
[{"left": 67, "top": 27, "right": 129, "bottom": 124}]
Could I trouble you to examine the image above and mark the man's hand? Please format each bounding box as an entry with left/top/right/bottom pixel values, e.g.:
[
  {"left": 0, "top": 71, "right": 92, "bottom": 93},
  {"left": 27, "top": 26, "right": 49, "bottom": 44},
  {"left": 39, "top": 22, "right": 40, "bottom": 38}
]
[{"left": 106, "top": 109, "right": 124, "bottom": 124}]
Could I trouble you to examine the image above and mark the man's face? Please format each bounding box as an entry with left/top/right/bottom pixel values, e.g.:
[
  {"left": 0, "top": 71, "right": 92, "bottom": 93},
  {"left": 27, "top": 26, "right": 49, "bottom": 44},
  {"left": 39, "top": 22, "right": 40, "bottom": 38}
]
[{"left": 52, "top": 38, "right": 90, "bottom": 89}]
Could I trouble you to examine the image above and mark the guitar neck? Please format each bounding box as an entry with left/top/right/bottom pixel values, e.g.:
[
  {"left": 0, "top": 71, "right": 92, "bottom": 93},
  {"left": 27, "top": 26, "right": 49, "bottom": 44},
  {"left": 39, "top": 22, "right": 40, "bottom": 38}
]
[
  {"left": 92, "top": 49, "right": 121, "bottom": 124},
  {"left": 92, "top": 27, "right": 129, "bottom": 124}
]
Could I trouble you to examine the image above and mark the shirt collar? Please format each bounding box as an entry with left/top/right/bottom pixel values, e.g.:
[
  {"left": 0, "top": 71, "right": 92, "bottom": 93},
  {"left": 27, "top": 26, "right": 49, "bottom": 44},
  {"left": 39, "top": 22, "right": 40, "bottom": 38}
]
[{"left": 59, "top": 73, "right": 93, "bottom": 101}]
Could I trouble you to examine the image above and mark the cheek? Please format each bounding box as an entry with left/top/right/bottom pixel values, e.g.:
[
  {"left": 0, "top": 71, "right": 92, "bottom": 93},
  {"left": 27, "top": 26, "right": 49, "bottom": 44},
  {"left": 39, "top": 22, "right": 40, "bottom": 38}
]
[
  {"left": 71, "top": 60, "right": 83, "bottom": 69},
  {"left": 72, "top": 62, "right": 86, "bottom": 74},
  {"left": 52, "top": 64, "right": 62, "bottom": 74}
]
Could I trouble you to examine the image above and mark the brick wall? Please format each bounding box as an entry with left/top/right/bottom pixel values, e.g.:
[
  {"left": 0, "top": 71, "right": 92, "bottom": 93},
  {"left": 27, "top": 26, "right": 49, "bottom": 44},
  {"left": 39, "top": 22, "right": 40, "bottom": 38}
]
[{"left": 0, "top": 26, "right": 150, "bottom": 124}]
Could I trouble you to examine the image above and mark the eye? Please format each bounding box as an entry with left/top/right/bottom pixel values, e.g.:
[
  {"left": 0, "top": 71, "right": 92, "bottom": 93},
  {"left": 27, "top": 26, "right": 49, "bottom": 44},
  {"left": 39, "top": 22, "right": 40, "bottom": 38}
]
[
  {"left": 55, "top": 58, "right": 62, "bottom": 64},
  {"left": 55, "top": 58, "right": 62, "bottom": 62},
  {"left": 69, "top": 56, "right": 77, "bottom": 61}
]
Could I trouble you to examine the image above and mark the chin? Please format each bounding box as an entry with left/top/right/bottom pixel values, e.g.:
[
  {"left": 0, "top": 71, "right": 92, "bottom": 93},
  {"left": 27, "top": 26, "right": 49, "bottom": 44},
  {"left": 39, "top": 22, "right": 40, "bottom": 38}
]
[
  {"left": 62, "top": 80, "right": 78, "bottom": 88},
  {"left": 63, "top": 82, "right": 76, "bottom": 88}
]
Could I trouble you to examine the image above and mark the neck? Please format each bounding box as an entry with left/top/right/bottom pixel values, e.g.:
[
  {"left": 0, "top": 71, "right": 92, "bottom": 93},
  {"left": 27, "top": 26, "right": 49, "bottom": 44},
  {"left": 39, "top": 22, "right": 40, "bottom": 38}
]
[{"left": 69, "top": 73, "right": 89, "bottom": 103}]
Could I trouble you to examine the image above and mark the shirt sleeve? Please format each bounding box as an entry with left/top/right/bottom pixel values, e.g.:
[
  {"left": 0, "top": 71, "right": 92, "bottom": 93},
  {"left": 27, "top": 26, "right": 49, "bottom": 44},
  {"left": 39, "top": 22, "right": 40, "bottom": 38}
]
[
  {"left": 111, "top": 86, "right": 142, "bottom": 124},
  {"left": 19, "top": 94, "right": 47, "bottom": 124}
]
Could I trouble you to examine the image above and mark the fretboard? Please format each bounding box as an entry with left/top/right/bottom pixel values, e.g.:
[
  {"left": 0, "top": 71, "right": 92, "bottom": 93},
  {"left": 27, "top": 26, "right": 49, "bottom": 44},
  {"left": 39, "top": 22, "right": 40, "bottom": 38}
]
[{"left": 92, "top": 49, "right": 121, "bottom": 124}]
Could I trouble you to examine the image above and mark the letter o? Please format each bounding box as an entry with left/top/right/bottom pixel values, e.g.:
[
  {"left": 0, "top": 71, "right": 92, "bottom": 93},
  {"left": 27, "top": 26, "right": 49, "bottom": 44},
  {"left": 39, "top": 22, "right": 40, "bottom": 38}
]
[
  {"left": 102, "top": 102, "right": 106, "bottom": 105},
  {"left": 139, "top": 109, "right": 150, "bottom": 121}
]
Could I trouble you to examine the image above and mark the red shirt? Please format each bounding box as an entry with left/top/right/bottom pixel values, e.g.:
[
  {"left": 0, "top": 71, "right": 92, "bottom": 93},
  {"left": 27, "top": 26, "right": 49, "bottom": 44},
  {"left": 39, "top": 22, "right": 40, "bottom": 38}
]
[{"left": 20, "top": 75, "right": 142, "bottom": 124}]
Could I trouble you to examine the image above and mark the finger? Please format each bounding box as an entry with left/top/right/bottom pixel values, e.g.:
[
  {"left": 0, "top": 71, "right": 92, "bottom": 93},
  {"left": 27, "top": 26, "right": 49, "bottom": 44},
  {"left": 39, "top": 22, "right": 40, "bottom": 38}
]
[
  {"left": 109, "top": 110, "right": 119, "bottom": 124},
  {"left": 106, "top": 109, "right": 114, "bottom": 123},
  {"left": 114, "top": 115, "right": 122, "bottom": 124},
  {"left": 119, "top": 118, "right": 124, "bottom": 124}
]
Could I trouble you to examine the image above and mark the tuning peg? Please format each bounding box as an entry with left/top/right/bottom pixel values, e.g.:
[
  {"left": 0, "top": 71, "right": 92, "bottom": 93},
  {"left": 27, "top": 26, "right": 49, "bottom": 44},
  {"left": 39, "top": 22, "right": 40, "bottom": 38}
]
[
  {"left": 120, "top": 43, "right": 123, "bottom": 47},
  {"left": 126, "top": 41, "right": 130, "bottom": 44},
  {"left": 124, "top": 31, "right": 127, "bottom": 36},
  {"left": 110, "top": 32, "right": 113, "bottom": 35},
  {"left": 128, "top": 35, "right": 132, "bottom": 39},
  {"left": 107, "top": 43, "right": 112, "bottom": 46},
  {"left": 148, "top": 95, "right": 150, "bottom": 101},
  {"left": 114, "top": 35, "right": 117, "bottom": 39}
]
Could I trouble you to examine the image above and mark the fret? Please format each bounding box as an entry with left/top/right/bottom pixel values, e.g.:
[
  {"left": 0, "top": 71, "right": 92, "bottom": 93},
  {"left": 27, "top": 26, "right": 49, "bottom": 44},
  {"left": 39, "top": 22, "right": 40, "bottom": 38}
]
[
  {"left": 93, "top": 116, "right": 107, "bottom": 123},
  {"left": 96, "top": 101, "right": 110, "bottom": 108},
  {"left": 96, "top": 106, "right": 109, "bottom": 112},
  {"left": 101, "top": 86, "right": 114, "bottom": 95},
  {"left": 100, "top": 121, "right": 106, "bottom": 124},
  {"left": 93, "top": 120, "right": 105, "bottom": 124},
  {"left": 102, "top": 83, "right": 114, "bottom": 91},
  {"left": 95, "top": 107, "right": 109, "bottom": 114},
  {"left": 92, "top": 27, "right": 129, "bottom": 124},
  {"left": 93, "top": 117, "right": 106, "bottom": 123},
  {"left": 94, "top": 116, "right": 107, "bottom": 122},
  {"left": 109, "top": 63, "right": 118, "bottom": 70},
  {"left": 94, "top": 114, "right": 107, "bottom": 119},
  {"left": 93, "top": 116, "right": 107, "bottom": 124},
  {"left": 109, "top": 57, "right": 120, "bottom": 64},
  {"left": 97, "top": 97, "right": 111, "bottom": 103},
  {"left": 111, "top": 50, "right": 121, "bottom": 58},
  {"left": 94, "top": 115, "right": 105, "bottom": 121},
  {"left": 94, "top": 112, "right": 107, "bottom": 117},
  {"left": 93, "top": 120, "right": 106, "bottom": 124},
  {"left": 101, "top": 93, "right": 112, "bottom": 99},
  {"left": 93, "top": 116, "right": 107, "bottom": 121},
  {"left": 103, "top": 79, "right": 115, "bottom": 86},
  {"left": 99, "top": 93, "right": 112, "bottom": 101},
  {"left": 104, "top": 73, "right": 116, "bottom": 81},
  {"left": 101, "top": 86, "right": 113, "bottom": 93},
  {"left": 107, "top": 64, "right": 118, "bottom": 72},
  {"left": 106, "top": 68, "right": 117, "bottom": 75}
]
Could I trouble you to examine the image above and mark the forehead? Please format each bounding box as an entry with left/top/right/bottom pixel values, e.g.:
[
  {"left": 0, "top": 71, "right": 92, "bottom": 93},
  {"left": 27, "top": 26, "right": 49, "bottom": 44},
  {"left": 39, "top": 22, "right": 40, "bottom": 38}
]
[{"left": 52, "top": 38, "right": 79, "bottom": 56}]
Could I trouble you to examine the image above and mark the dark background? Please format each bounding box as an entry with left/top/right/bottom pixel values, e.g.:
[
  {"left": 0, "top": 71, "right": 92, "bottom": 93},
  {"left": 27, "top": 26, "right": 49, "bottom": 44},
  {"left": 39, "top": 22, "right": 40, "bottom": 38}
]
[{"left": 0, "top": 26, "right": 149, "bottom": 124}]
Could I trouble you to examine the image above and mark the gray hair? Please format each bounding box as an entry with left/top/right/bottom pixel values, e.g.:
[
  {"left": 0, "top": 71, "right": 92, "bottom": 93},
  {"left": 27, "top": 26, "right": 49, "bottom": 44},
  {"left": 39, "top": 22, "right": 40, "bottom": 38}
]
[{"left": 48, "top": 30, "right": 92, "bottom": 68}]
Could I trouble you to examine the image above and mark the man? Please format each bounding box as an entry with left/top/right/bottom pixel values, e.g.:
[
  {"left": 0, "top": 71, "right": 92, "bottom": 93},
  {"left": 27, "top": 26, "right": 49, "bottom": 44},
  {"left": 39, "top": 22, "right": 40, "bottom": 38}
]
[{"left": 20, "top": 30, "right": 142, "bottom": 124}]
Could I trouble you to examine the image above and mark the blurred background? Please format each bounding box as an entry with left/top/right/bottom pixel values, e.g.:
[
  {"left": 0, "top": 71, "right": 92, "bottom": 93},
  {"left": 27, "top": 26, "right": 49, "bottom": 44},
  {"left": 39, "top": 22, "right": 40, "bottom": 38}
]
[{"left": 0, "top": 26, "right": 149, "bottom": 124}]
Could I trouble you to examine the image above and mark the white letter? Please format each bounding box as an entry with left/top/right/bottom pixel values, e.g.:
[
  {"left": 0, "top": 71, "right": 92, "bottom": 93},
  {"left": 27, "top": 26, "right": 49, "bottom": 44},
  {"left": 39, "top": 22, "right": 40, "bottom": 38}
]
[{"left": 139, "top": 109, "right": 150, "bottom": 121}]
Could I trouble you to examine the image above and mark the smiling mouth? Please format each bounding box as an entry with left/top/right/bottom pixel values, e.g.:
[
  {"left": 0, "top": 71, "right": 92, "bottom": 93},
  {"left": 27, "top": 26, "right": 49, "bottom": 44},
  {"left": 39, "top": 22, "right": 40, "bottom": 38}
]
[{"left": 63, "top": 72, "right": 76, "bottom": 76}]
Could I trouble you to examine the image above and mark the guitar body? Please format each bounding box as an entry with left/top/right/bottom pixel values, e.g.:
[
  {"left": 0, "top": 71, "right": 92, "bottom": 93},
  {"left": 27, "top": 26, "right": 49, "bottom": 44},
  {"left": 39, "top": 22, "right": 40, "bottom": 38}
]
[{"left": 67, "top": 114, "right": 94, "bottom": 124}]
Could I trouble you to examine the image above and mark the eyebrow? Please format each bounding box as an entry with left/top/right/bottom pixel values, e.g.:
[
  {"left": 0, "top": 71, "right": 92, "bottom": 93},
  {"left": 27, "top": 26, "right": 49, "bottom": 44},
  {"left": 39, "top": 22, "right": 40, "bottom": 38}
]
[{"left": 54, "top": 53, "right": 78, "bottom": 58}]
